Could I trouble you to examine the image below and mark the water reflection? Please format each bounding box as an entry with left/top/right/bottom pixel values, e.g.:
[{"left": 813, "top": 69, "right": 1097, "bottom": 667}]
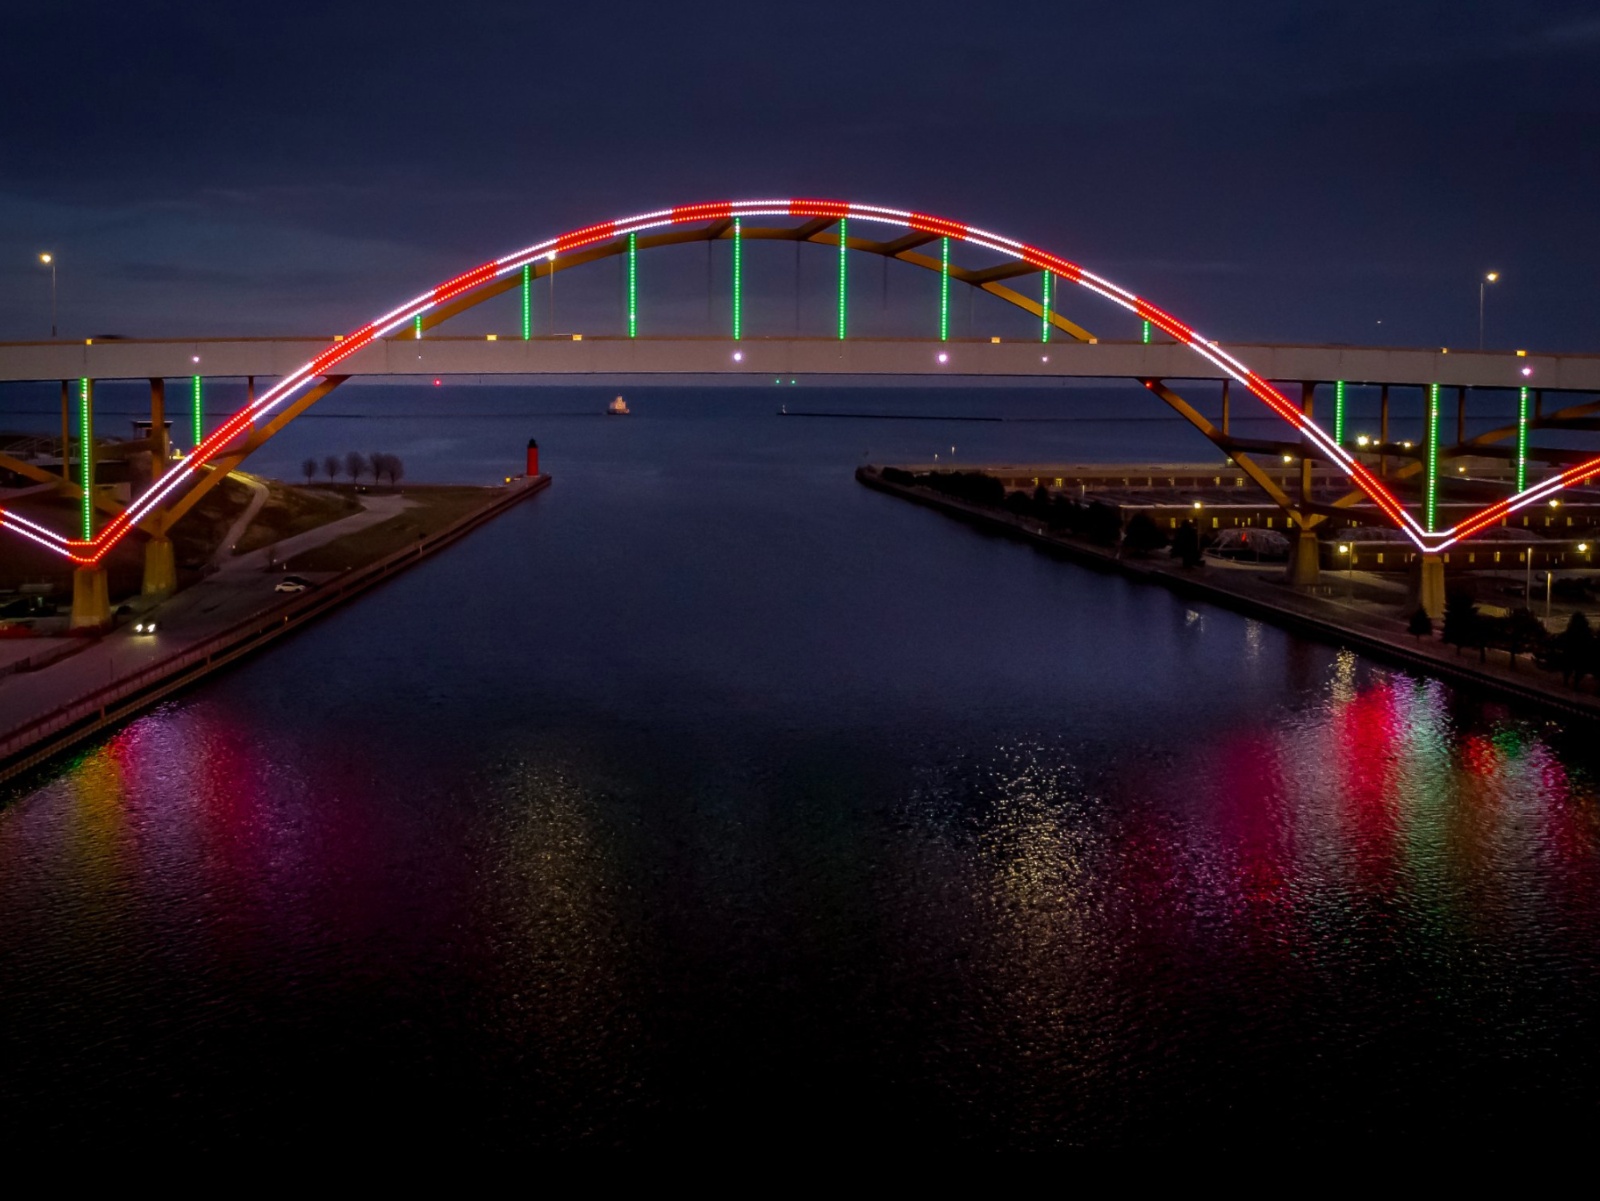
[{"left": 2, "top": 390, "right": 1599, "bottom": 1146}]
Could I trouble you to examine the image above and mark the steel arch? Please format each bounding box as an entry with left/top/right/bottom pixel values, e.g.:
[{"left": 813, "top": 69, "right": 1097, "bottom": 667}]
[{"left": 1, "top": 197, "right": 1581, "bottom": 563}]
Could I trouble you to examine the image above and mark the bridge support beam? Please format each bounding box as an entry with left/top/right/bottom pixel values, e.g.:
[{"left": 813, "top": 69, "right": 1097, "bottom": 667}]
[
  {"left": 1419, "top": 553, "right": 1446, "bottom": 620},
  {"left": 1287, "top": 527, "right": 1321, "bottom": 587},
  {"left": 70, "top": 567, "right": 111, "bottom": 631},
  {"left": 143, "top": 536, "right": 177, "bottom": 598},
  {"left": 59, "top": 380, "right": 72, "bottom": 495}
]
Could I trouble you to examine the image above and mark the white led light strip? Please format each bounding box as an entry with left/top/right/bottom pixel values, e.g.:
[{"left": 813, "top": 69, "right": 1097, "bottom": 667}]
[{"left": 12, "top": 198, "right": 1559, "bottom": 562}]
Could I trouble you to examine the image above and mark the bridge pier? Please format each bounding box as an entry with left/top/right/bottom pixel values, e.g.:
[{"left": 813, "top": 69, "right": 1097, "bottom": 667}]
[
  {"left": 58, "top": 380, "right": 72, "bottom": 495},
  {"left": 1287, "top": 527, "right": 1321, "bottom": 586},
  {"left": 70, "top": 567, "right": 110, "bottom": 631},
  {"left": 1419, "top": 553, "right": 1446, "bottom": 620},
  {"left": 143, "top": 536, "right": 177, "bottom": 597}
]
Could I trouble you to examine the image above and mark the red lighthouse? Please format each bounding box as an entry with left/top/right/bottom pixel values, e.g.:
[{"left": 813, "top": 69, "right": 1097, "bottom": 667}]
[{"left": 526, "top": 438, "right": 539, "bottom": 477}]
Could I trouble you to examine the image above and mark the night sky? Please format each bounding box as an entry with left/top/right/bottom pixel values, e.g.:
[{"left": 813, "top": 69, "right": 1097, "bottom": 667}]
[{"left": 2, "top": 1, "right": 1596, "bottom": 350}]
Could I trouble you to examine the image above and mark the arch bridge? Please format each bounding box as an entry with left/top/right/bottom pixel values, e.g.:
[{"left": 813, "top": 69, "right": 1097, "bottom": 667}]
[{"left": 2, "top": 197, "right": 1598, "bottom": 624}]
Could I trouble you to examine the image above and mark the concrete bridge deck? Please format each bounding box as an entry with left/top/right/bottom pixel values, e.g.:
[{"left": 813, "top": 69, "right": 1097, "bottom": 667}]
[{"left": 0, "top": 336, "right": 1593, "bottom": 392}]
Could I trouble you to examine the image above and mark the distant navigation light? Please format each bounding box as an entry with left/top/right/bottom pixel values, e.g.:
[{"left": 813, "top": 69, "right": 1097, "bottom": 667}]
[
  {"left": 433, "top": 378, "right": 441, "bottom": 386},
  {"left": 1522, "top": 366, "right": 1533, "bottom": 377},
  {"left": 937, "top": 352, "right": 949, "bottom": 364},
  {"left": 732, "top": 351, "right": 743, "bottom": 362},
  {"left": 1041, "top": 355, "right": 1049, "bottom": 363},
  {"left": 191, "top": 355, "right": 199, "bottom": 363}
]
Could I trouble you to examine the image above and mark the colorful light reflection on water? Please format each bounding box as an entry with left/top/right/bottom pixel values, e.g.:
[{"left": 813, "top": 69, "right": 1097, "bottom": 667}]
[{"left": 2, "top": 387, "right": 1599, "bottom": 1148}]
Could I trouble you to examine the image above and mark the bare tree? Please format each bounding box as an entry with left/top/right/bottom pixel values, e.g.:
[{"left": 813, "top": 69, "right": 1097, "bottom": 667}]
[
  {"left": 324, "top": 454, "right": 341, "bottom": 482},
  {"left": 388, "top": 455, "right": 404, "bottom": 487},
  {"left": 345, "top": 451, "right": 368, "bottom": 485},
  {"left": 371, "top": 451, "right": 387, "bottom": 486},
  {"left": 302, "top": 457, "right": 317, "bottom": 484}
]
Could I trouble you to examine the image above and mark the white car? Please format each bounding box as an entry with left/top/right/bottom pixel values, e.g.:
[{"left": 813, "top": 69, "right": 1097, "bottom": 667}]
[
  {"left": 274, "top": 575, "right": 311, "bottom": 594},
  {"left": 131, "top": 619, "right": 158, "bottom": 635}
]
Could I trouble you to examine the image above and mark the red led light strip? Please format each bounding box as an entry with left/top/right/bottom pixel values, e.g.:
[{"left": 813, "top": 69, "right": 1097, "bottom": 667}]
[{"left": 9, "top": 196, "right": 1560, "bottom": 563}]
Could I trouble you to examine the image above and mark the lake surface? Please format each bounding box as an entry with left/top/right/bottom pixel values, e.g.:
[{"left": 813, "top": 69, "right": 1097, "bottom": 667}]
[{"left": 3, "top": 384, "right": 1599, "bottom": 1148}]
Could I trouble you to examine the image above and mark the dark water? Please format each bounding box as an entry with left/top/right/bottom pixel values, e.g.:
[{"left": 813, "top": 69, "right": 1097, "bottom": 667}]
[{"left": 3, "top": 385, "right": 1600, "bottom": 1148}]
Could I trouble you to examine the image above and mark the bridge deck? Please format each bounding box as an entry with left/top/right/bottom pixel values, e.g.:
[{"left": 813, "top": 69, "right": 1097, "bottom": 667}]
[{"left": 0, "top": 337, "right": 1592, "bottom": 392}]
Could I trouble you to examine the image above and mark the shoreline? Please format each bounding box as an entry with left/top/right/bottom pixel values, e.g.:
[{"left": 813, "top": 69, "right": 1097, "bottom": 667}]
[
  {"left": 857, "top": 465, "right": 1600, "bottom": 723},
  {"left": 0, "top": 474, "right": 550, "bottom": 786}
]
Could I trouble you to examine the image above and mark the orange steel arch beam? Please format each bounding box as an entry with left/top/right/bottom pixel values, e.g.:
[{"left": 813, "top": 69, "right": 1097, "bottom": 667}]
[{"left": 10, "top": 198, "right": 1477, "bottom": 565}]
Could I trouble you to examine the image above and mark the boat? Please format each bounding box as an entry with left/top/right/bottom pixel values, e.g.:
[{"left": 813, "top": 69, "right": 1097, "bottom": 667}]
[{"left": 607, "top": 395, "right": 630, "bottom": 416}]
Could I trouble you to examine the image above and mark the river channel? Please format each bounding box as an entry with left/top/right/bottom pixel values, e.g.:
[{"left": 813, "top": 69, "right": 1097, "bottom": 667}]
[{"left": 3, "top": 384, "right": 1599, "bottom": 1147}]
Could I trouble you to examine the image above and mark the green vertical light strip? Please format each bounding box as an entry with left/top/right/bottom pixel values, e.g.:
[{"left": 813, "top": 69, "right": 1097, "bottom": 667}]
[
  {"left": 1335, "top": 380, "right": 1346, "bottom": 445},
  {"left": 732, "top": 218, "right": 743, "bottom": 341},
  {"left": 1426, "top": 382, "right": 1440, "bottom": 533},
  {"left": 414, "top": 314, "right": 423, "bottom": 340},
  {"left": 78, "top": 377, "right": 91, "bottom": 539},
  {"left": 192, "top": 374, "right": 202, "bottom": 447},
  {"left": 522, "top": 264, "right": 531, "bottom": 340},
  {"left": 837, "top": 218, "right": 847, "bottom": 340},
  {"left": 1142, "top": 320, "right": 1151, "bottom": 344},
  {"left": 627, "top": 232, "right": 638, "bottom": 338},
  {"left": 1041, "top": 273, "right": 1052, "bottom": 344},
  {"left": 939, "top": 237, "right": 950, "bottom": 342},
  {"left": 1517, "top": 385, "right": 1530, "bottom": 492}
]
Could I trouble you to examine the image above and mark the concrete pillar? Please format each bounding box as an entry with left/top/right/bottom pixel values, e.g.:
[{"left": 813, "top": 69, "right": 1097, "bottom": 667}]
[
  {"left": 1419, "top": 553, "right": 1446, "bottom": 619},
  {"left": 1287, "top": 527, "right": 1321, "bottom": 586},
  {"left": 1299, "top": 382, "right": 1315, "bottom": 506},
  {"left": 70, "top": 567, "right": 111, "bottom": 631},
  {"left": 1375, "top": 383, "right": 1388, "bottom": 477},
  {"left": 59, "top": 379, "right": 72, "bottom": 494},
  {"left": 149, "top": 377, "right": 169, "bottom": 466},
  {"left": 143, "top": 536, "right": 177, "bottom": 597}
]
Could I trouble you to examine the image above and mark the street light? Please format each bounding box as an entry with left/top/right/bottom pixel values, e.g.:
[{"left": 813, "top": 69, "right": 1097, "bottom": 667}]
[
  {"left": 1479, "top": 271, "right": 1499, "bottom": 351},
  {"left": 38, "top": 252, "right": 56, "bottom": 338},
  {"left": 1338, "top": 542, "right": 1353, "bottom": 596}
]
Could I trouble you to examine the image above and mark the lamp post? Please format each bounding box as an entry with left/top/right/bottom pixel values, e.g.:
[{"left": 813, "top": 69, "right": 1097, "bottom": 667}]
[
  {"left": 1478, "top": 271, "right": 1498, "bottom": 351},
  {"left": 1338, "top": 542, "right": 1353, "bottom": 596},
  {"left": 38, "top": 253, "right": 56, "bottom": 338}
]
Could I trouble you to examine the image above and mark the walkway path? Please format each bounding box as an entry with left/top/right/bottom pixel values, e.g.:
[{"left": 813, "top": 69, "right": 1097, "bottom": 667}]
[
  {"left": 209, "top": 474, "right": 270, "bottom": 567},
  {"left": 222, "top": 493, "right": 414, "bottom": 573}
]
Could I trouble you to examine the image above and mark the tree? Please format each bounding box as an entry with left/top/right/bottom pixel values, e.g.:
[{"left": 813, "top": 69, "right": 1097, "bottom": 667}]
[
  {"left": 301, "top": 457, "right": 317, "bottom": 485},
  {"left": 1501, "top": 607, "right": 1547, "bottom": 670},
  {"left": 1083, "top": 502, "right": 1122, "bottom": 547},
  {"left": 1541, "top": 611, "right": 1593, "bottom": 686},
  {"left": 1123, "top": 511, "right": 1168, "bottom": 555},
  {"left": 323, "top": 454, "right": 341, "bottom": 482},
  {"left": 345, "top": 451, "right": 368, "bottom": 485},
  {"left": 1407, "top": 607, "right": 1433, "bottom": 642},
  {"left": 387, "top": 455, "right": 404, "bottom": 488},
  {"left": 1441, "top": 591, "right": 1479, "bottom": 657},
  {"left": 1172, "top": 520, "right": 1203, "bottom": 568},
  {"left": 1032, "top": 483, "right": 1054, "bottom": 521}
]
